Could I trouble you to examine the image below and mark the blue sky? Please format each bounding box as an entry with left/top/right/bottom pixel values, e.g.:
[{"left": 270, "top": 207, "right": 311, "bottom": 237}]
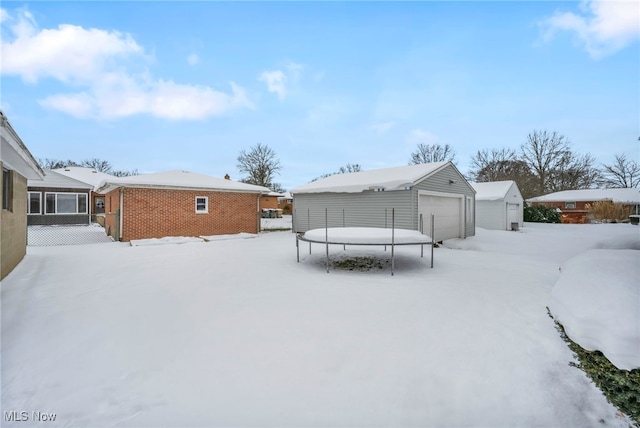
[{"left": 1, "top": 1, "right": 638, "bottom": 190}]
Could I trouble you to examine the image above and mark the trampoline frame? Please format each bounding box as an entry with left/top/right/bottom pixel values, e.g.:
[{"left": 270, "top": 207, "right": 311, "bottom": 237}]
[{"left": 296, "top": 208, "right": 435, "bottom": 275}]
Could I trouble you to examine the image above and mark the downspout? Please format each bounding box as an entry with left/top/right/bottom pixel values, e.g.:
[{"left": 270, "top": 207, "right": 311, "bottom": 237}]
[
  {"left": 119, "top": 187, "right": 124, "bottom": 241},
  {"left": 257, "top": 193, "right": 261, "bottom": 233}
]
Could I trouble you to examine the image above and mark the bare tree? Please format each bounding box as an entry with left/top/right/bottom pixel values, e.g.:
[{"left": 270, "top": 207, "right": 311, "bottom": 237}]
[
  {"left": 337, "top": 163, "right": 362, "bottom": 174},
  {"left": 311, "top": 163, "right": 362, "bottom": 182},
  {"left": 468, "top": 148, "right": 540, "bottom": 199},
  {"left": 38, "top": 158, "right": 80, "bottom": 169},
  {"left": 237, "top": 143, "right": 282, "bottom": 189},
  {"left": 112, "top": 169, "right": 139, "bottom": 177},
  {"left": 469, "top": 148, "right": 518, "bottom": 181},
  {"left": 82, "top": 158, "right": 112, "bottom": 173},
  {"left": 520, "top": 130, "right": 600, "bottom": 195},
  {"left": 409, "top": 143, "right": 456, "bottom": 165},
  {"left": 549, "top": 152, "right": 601, "bottom": 192},
  {"left": 601, "top": 153, "right": 640, "bottom": 188}
]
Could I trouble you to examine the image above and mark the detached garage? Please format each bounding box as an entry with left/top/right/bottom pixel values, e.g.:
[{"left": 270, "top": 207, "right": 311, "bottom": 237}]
[
  {"left": 291, "top": 162, "right": 475, "bottom": 241},
  {"left": 95, "top": 170, "right": 270, "bottom": 242},
  {"left": 472, "top": 181, "right": 523, "bottom": 230}
]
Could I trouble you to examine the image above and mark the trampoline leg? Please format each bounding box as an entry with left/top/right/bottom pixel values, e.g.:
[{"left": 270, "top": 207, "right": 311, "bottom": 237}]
[{"left": 296, "top": 235, "right": 300, "bottom": 262}]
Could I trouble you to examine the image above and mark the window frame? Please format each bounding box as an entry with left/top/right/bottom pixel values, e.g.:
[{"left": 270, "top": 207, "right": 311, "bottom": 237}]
[
  {"left": 44, "top": 192, "right": 89, "bottom": 215},
  {"left": 2, "top": 168, "right": 12, "bottom": 211},
  {"left": 195, "top": 196, "right": 209, "bottom": 214},
  {"left": 565, "top": 201, "right": 576, "bottom": 209},
  {"left": 28, "top": 191, "right": 42, "bottom": 215}
]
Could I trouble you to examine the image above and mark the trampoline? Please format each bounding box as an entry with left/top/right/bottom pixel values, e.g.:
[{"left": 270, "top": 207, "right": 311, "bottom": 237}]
[{"left": 296, "top": 210, "right": 435, "bottom": 275}]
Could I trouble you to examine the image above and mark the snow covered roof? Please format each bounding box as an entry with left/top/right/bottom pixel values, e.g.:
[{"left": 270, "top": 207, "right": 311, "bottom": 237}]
[
  {"left": 95, "top": 170, "right": 271, "bottom": 194},
  {"left": 290, "top": 162, "right": 450, "bottom": 194},
  {"left": 53, "top": 167, "right": 117, "bottom": 190},
  {"left": 0, "top": 110, "right": 44, "bottom": 180},
  {"left": 528, "top": 188, "right": 640, "bottom": 204},
  {"left": 472, "top": 181, "right": 519, "bottom": 201},
  {"left": 28, "top": 169, "right": 93, "bottom": 189}
]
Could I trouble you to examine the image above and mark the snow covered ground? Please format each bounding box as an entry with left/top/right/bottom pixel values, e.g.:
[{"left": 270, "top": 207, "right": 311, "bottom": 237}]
[{"left": 2, "top": 222, "right": 638, "bottom": 426}]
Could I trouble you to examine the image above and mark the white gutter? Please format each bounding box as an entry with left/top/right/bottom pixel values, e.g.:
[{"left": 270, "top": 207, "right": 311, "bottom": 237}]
[{"left": 119, "top": 187, "right": 124, "bottom": 241}]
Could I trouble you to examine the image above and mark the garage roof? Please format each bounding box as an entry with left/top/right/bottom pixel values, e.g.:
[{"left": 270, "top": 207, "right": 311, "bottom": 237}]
[
  {"left": 472, "top": 181, "right": 519, "bottom": 201},
  {"left": 291, "top": 162, "right": 450, "bottom": 194}
]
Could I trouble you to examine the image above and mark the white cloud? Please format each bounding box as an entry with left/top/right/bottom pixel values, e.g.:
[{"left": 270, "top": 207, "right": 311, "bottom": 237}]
[
  {"left": 1, "top": 9, "right": 252, "bottom": 120},
  {"left": 540, "top": 0, "right": 640, "bottom": 59},
  {"left": 258, "top": 62, "right": 304, "bottom": 101},
  {"left": 187, "top": 53, "right": 200, "bottom": 66},
  {"left": 370, "top": 121, "right": 395, "bottom": 134},
  {"left": 259, "top": 70, "right": 287, "bottom": 101},
  {"left": 406, "top": 129, "right": 439, "bottom": 145}
]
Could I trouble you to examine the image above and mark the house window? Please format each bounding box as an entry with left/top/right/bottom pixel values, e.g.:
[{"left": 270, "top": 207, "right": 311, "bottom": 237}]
[
  {"left": 44, "top": 192, "right": 88, "bottom": 214},
  {"left": 466, "top": 196, "right": 474, "bottom": 224},
  {"left": 195, "top": 196, "right": 208, "bottom": 213},
  {"left": 565, "top": 202, "right": 576, "bottom": 209},
  {"left": 28, "top": 192, "right": 41, "bottom": 214},
  {"left": 2, "top": 168, "right": 12, "bottom": 211},
  {"left": 95, "top": 197, "right": 105, "bottom": 214}
]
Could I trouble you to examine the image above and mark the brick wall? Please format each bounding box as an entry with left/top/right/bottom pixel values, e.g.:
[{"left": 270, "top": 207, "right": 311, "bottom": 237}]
[
  {"left": 260, "top": 195, "right": 279, "bottom": 210},
  {"left": 104, "top": 188, "right": 121, "bottom": 240},
  {"left": 105, "top": 187, "right": 260, "bottom": 241}
]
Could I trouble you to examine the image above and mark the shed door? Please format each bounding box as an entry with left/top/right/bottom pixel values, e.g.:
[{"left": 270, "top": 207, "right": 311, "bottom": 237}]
[
  {"left": 419, "top": 194, "right": 463, "bottom": 241},
  {"left": 507, "top": 203, "right": 519, "bottom": 229}
]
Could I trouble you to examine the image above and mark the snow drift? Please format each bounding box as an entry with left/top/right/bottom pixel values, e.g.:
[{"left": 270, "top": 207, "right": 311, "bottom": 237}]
[{"left": 550, "top": 249, "right": 640, "bottom": 370}]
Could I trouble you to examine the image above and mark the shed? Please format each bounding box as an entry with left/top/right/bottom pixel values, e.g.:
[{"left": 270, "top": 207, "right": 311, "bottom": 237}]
[
  {"left": 472, "top": 180, "right": 523, "bottom": 230},
  {"left": 95, "top": 170, "right": 270, "bottom": 241},
  {"left": 27, "top": 170, "right": 93, "bottom": 225},
  {"left": 290, "top": 161, "right": 475, "bottom": 241}
]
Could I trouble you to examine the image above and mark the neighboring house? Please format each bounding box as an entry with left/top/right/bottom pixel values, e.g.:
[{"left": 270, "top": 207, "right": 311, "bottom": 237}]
[
  {"left": 278, "top": 191, "right": 294, "bottom": 214},
  {"left": 27, "top": 170, "right": 93, "bottom": 225},
  {"left": 94, "top": 170, "right": 270, "bottom": 241},
  {"left": 53, "top": 166, "right": 117, "bottom": 225},
  {"left": 528, "top": 188, "right": 640, "bottom": 224},
  {"left": 260, "top": 191, "right": 284, "bottom": 210},
  {"left": 1, "top": 111, "right": 45, "bottom": 280},
  {"left": 472, "top": 180, "right": 524, "bottom": 230},
  {"left": 290, "top": 161, "right": 475, "bottom": 241}
]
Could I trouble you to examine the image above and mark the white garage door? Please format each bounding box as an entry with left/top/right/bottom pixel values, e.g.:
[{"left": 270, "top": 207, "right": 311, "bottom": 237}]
[{"left": 419, "top": 194, "right": 463, "bottom": 241}]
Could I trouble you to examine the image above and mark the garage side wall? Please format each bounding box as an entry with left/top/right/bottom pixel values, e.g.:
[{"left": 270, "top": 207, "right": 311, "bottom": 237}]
[
  {"left": 411, "top": 164, "right": 476, "bottom": 238},
  {"left": 293, "top": 191, "right": 413, "bottom": 233},
  {"left": 119, "top": 188, "right": 260, "bottom": 241}
]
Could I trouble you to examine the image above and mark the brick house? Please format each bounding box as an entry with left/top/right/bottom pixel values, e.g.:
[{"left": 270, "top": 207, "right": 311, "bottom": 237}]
[
  {"left": 528, "top": 188, "right": 640, "bottom": 223},
  {"left": 1, "top": 110, "right": 45, "bottom": 279},
  {"left": 94, "top": 170, "right": 270, "bottom": 241},
  {"left": 260, "top": 191, "right": 284, "bottom": 210}
]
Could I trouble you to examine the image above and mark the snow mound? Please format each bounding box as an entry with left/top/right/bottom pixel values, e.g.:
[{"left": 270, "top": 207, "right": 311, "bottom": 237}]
[
  {"left": 302, "top": 227, "right": 432, "bottom": 245},
  {"left": 200, "top": 233, "right": 258, "bottom": 241},
  {"left": 549, "top": 249, "right": 640, "bottom": 370},
  {"left": 130, "top": 236, "right": 205, "bottom": 246}
]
